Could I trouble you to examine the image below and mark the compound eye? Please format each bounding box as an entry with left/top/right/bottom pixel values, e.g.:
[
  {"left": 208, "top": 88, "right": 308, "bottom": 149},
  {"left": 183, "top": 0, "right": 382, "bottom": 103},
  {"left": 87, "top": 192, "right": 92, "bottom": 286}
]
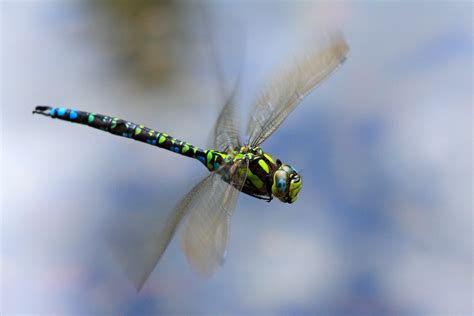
[
  {"left": 276, "top": 178, "right": 286, "bottom": 192},
  {"left": 272, "top": 170, "right": 289, "bottom": 198}
]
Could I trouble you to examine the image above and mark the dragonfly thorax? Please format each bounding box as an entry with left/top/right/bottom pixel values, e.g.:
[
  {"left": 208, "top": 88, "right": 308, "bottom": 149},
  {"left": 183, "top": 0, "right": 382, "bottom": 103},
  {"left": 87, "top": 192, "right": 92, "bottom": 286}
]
[{"left": 222, "top": 146, "right": 302, "bottom": 203}]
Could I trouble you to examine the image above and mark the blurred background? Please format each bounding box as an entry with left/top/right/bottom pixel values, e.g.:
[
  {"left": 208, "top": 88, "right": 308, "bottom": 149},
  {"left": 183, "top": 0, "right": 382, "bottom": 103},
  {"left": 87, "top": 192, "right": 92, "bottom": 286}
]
[{"left": 1, "top": 1, "right": 472, "bottom": 315}]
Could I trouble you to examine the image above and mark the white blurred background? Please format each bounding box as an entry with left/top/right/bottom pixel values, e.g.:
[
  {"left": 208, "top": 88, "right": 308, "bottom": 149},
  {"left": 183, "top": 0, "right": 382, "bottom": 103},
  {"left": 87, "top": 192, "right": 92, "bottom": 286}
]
[{"left": 1, "top": 1, "right": 472, "bottom": 314}]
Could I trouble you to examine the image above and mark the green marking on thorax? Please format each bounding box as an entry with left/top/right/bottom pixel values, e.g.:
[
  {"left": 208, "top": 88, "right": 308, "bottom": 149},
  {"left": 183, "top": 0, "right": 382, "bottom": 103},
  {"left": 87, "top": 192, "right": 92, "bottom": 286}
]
[
  {"left": 234, "top": 153, "right": 245, "bottom": 161},
  {"left": 258, "top": 159, "right": 270, "bottom": 173},
  {"left": 206, "top": 151, "right": 214, "bottom": 169},
  {"left": 206, "top": 151, "right": 213, "bottom": 163},
  {"left": 135, "top": 127, "right": 142, "bottom": 135},
  {"left": 264, "top": 153, "right": 275, "bottom": 165},
  {"left": 247, "top": 169, "right": 264, "bottom": 189}
]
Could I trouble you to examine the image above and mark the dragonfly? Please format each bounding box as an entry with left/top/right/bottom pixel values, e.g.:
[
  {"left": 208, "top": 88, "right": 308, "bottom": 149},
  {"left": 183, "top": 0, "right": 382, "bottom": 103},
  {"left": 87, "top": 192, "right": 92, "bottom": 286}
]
[{"left": 33, "top": 31, "right": 348, "bottom": 290}]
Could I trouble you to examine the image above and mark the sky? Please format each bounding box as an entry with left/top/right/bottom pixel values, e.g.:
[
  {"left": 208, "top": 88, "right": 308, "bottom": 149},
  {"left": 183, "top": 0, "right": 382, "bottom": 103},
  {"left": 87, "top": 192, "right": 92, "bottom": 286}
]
[{"left": 1, "top": 1, "right": 472, "bottom": 315}]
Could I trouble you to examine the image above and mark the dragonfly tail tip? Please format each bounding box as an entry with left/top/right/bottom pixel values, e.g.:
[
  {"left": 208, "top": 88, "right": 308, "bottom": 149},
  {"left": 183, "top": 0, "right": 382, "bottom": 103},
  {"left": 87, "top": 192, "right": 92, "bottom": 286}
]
[{"left": 33, "top": 105, "right": 52, "bottom": 116}]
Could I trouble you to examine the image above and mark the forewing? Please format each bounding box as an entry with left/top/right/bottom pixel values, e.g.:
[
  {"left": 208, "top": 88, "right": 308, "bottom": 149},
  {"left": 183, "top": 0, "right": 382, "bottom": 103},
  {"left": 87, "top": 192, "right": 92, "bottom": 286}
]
[
  {"left": 247, "top": 31, "right": 349, "bottom": 146},
  {"left": 213, "top": 73, "right": 242, "bottom": 151},
  {"left": 205, "top": 11, "right": 245, "bottom": 152},
  {"left": 181, "top": 159, "right": 248, "bottom": 276}
]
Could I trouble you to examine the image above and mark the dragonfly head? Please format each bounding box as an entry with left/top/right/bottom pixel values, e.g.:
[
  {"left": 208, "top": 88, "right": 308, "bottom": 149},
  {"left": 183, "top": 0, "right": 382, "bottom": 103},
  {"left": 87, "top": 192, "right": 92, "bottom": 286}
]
[{"left": 272, "top": 161, "right": 302, "bottom": 203}]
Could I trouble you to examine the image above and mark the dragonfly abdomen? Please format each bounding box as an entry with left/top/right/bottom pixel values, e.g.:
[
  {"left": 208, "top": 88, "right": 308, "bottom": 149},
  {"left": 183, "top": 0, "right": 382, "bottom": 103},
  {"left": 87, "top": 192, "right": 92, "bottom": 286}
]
[{"left": 33, "top": 106, "right": 226, "bottom": 171}]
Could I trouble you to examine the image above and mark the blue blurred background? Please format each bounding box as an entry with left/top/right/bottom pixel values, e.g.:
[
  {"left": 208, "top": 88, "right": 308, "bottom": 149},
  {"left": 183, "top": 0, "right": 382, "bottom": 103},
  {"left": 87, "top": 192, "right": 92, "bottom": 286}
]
[{"left": 2, "top": 1, "right": 472, "bottom": 314}]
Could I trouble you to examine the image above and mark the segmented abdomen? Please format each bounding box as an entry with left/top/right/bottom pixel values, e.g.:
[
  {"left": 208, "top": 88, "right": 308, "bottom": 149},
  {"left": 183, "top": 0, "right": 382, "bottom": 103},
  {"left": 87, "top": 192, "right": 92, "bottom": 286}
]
[{"left": 34, "top": 106, "right": 226, "bottom": 171}]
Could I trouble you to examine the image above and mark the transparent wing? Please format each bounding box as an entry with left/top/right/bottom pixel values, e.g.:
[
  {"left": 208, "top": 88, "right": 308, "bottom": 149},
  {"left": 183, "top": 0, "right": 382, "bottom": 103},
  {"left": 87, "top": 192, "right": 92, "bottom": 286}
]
[
  {"left": 107, "top": 175, "right": 215, "bottom": 291},
  {"left": 247, "top": 31, "right": 349, "bottom": 146},
  {"left": 181, "top": 158, "right": 248, "bottom": 276},
  {"left": 204, "top": 8, "right": 245, "bottom": 152},
  {"left": 213, "top": 83, "right": 242, "bottom": 151},
  {"left": 212, "top": 62, "right": 244, "bottom": 151}
]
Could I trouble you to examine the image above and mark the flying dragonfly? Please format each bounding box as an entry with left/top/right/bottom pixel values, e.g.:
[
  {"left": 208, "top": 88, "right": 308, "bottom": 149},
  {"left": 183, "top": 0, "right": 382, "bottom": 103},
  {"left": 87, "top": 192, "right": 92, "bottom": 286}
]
[{"left": 33, "top": 31, "right": 348, "bottom": 290}]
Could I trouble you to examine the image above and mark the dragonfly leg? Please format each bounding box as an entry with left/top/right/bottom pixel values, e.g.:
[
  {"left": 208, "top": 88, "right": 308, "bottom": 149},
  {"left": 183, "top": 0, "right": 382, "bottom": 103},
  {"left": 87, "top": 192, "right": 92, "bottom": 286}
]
[
  {"left": 264, "top": 175, "right": 274, "bottom": 202},
  {"left": 245, "top": 192, "right": 272, "bottom": 202}
]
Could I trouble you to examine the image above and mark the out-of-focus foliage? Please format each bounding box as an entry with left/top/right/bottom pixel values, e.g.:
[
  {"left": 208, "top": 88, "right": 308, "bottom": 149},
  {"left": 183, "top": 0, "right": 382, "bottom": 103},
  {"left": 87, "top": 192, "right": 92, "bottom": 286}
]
[{"left": 89, "top": 0, "right": 185, "bottom": 86}]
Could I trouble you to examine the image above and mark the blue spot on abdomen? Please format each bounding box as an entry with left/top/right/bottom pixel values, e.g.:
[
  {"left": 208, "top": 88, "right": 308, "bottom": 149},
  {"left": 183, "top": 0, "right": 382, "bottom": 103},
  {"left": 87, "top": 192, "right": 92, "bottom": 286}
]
[
  {"left": 69, "top": 110, "right": 78, "bottom": 120},
  {"left": 147, "top": 139, "right": 157, "bottom": 145},
  {"left": 58, "top": 107, "right": 66, "bottom": 116},
  {"left": 197, "top": 156, "right": 206, "bottom": 164}
]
